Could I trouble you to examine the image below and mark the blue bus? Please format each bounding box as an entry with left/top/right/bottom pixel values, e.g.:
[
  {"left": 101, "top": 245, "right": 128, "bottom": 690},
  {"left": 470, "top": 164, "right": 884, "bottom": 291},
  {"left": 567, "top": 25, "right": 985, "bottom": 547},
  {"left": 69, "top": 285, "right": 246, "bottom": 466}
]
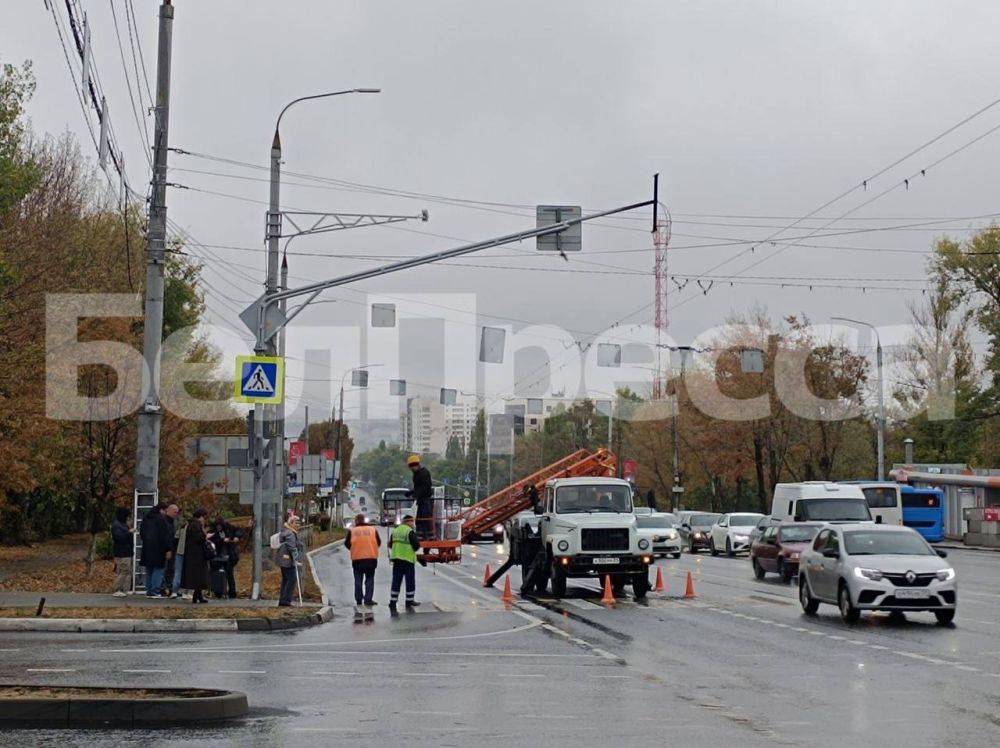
[{"left": 900, "top": 485, "right": 945, "bottom": 542}]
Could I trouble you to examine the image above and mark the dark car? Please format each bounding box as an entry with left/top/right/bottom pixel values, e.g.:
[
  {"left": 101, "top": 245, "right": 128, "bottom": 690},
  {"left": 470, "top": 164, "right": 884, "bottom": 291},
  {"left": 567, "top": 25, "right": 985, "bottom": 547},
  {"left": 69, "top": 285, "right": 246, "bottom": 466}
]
[
  {"left": 677, "top": 511, "right": 721, "bottom": 554},
  {"left": 750, "top": 522, "right": 821, "bottom": 583}
]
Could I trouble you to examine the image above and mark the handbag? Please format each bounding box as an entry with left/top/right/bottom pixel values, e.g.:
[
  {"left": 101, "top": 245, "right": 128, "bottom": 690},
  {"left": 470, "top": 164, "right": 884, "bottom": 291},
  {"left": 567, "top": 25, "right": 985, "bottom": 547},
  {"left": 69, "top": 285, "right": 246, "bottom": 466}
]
[{"left": 204, "top": 539, "right": 217, "bottom": 561}]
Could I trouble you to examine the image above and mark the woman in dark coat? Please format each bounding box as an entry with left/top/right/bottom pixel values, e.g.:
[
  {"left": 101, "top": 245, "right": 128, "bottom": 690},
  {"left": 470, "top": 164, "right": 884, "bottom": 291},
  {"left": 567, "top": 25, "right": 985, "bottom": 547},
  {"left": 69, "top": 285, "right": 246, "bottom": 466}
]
[{"left": 181, "top": 508, "right": 211, "bottom": 603}]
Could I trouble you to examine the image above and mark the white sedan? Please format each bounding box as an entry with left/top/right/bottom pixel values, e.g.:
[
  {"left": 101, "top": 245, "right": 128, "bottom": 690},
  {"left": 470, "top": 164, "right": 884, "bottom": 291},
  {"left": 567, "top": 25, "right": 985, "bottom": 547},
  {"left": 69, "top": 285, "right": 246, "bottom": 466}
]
[
  {"left": 710, "top": 512, "right": 764, "bottom": 557},
  {"left": 636, "top": 512, "right": 683, "bottom": 558}
]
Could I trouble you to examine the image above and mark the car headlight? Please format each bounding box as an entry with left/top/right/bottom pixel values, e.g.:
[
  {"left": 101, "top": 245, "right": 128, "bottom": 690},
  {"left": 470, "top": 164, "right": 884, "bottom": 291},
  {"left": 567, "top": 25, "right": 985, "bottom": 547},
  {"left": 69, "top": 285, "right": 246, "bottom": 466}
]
[
  {"left": 638, "top": 538, "right": 650, "bottom": 550},
  {"left": 733, "top": 534, "right": 749, "bottom": 541},
  {"left": 936, "top": 568, "right": 955, "bottom": 582},
  {"left": 693, "top": 532, "right": 703, "bottom": 539},
  {"left": 789, "top": 552, "right": 800, "bottom": 560},
  {"left": 493, "top": 525, "right": 503, "bottom": 533},
  {"left": 557, "top": 539, "right": 569, "bottom": 552},
  {"left": 854, "top": 567, "right": 883, "bottom": 581},
  {"left": 665, "top": 530, "right": 677, "bottom": 540}
]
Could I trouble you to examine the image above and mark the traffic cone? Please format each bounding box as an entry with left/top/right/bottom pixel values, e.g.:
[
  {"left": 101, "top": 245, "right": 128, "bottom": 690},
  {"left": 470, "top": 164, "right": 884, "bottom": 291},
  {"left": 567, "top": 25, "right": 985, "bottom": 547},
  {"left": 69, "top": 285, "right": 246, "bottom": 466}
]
[
  {"left": 684, "top": 570, "right": 696, "bottom": 599},
  {"left": 601, "top": 575, "right": 615, "bottom": 606},
  {"left": 654, "top": 566, "right": 666, "bottom": 593},
  {"left": 482, "top": 563, "right": 492, "bottom": 587},
  {"left": 502, "top": 575, "right": 514, "bottom": 603}
]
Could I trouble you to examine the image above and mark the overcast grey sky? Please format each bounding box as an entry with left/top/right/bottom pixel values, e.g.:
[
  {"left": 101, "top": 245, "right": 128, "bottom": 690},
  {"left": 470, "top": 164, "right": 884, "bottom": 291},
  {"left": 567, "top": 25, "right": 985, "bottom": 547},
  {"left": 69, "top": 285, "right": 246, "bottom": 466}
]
[{"left": 7, "top": 0, "right": 999, "bottom": 430}]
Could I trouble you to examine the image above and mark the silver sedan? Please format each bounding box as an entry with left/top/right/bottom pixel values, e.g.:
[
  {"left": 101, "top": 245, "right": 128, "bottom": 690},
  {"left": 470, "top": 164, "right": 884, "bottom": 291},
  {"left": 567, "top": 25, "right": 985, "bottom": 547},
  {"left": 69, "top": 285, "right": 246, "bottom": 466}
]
[{"left": 798, "top": 523, "right": 956, "bottom": 625}]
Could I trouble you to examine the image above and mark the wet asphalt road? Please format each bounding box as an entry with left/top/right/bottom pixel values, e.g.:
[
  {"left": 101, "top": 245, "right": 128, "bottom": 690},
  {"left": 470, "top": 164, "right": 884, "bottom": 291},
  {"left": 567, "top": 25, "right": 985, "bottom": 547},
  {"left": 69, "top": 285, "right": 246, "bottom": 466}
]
[{"left": 1, "top": 532, "right": 998, "bottom": 747}]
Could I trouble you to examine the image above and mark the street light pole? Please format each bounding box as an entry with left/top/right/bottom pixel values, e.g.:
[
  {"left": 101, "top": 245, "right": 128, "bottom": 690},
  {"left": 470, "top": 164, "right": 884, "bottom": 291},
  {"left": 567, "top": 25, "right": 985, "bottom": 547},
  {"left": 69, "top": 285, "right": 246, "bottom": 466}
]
[
  {"left": 252, "top": 87, "right": 380, "bottom": 600},
  {"left": 833, "top": 317, "right": 885, "bottom": 481}
]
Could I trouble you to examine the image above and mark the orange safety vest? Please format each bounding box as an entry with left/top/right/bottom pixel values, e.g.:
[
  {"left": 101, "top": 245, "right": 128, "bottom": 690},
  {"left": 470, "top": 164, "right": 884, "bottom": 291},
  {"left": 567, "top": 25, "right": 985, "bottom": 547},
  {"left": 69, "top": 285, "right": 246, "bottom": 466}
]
[{"left": 349, "top": 524, "right": 379, "bottom": 561}]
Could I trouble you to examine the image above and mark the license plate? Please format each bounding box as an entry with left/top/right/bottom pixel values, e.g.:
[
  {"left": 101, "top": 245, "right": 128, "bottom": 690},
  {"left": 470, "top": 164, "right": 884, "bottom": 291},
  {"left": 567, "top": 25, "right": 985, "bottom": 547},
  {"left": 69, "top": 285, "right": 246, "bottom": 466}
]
[
  {"left": 592, "top": 557, "right": 620, "bottom": 565},
  {"left": 894, "top": 588, "right": 930, "bottom": 599}
]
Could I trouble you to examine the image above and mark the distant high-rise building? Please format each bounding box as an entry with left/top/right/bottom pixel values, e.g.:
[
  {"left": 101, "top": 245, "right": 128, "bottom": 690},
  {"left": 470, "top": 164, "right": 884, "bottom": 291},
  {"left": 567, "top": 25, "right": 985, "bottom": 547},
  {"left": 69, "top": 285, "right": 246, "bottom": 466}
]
[{"left": 400, "top": 397, "right": 479, "bottom": 456}]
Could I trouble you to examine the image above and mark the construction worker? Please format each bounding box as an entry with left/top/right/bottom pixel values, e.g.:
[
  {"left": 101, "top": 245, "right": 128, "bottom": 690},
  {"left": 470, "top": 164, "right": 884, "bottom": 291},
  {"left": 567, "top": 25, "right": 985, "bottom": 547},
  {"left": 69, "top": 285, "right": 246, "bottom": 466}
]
[
  {"left": 345, "top": 513, "right": 381, "bottom": 610},
  {"left": 388, "top": 514, "right": 421, "bottom": 614},
  {"left": 405, "top": 454, "right": 434, "bottom": 539}
]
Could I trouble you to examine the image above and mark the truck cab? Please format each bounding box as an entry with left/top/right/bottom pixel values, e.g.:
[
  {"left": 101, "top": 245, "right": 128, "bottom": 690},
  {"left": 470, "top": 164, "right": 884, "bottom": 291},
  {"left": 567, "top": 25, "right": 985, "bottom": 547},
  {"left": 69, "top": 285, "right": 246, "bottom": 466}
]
[{"left": 537, "top": 477, "right": 652, "bottom": 599}]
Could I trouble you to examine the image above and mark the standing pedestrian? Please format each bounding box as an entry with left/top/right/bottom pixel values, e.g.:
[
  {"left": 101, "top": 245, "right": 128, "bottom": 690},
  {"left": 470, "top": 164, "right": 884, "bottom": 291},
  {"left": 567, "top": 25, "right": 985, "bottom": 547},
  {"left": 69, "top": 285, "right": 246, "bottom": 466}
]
[
  {"left": 276, "top": 514, "right": 304, "bottom": 607},
  {"left": 111, "top": 506, "right": 133, "bottom": 597},
  {"left": 139, "top": 502, "right": 172, "bottom": 597},
  {"left": 208, "top": 517, "right": 243, "bottom": 598},
  {"left": 170, "top": 510, "right": 188, "bottom": 599},
  {"left": 161, "top": 503, "right": 179, "bottom": 597},
  {"left": 388, "top": 514, "right": 421, "bottom": 614},
  {"left": 404, "top": 454, "right": 433, "bottom": 540},
  {"left": 345, "top": 513, "right": 381, "bottom": 611},
  {"left": 181, "top": 508, "right": 211, "bottom": 604}
]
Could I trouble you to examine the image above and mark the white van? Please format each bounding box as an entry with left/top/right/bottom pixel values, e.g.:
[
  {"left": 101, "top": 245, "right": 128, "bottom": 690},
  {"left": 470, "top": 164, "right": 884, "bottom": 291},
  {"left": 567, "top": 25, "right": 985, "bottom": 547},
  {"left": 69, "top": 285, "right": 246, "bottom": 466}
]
[
  {"left": 840, "top": 481, "right": 904, "bottom": 527},
  {"left": 770, "top": 483, "right": 874, "bottom": 524}
]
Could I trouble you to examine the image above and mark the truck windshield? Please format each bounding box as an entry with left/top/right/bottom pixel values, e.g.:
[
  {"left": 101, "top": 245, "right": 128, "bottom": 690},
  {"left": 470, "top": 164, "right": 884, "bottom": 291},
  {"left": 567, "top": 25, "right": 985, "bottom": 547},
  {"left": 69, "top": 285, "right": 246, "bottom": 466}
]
[
  {"left": 555, "top": 485, "right": 633, "bottom": 513},
  {"left": 798, "top": 499, "right": 872, "bottom": 522}
]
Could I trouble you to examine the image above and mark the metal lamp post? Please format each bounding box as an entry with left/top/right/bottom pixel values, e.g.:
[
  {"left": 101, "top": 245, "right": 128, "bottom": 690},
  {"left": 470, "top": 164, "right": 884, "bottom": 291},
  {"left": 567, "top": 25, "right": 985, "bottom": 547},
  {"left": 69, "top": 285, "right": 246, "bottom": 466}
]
[{"left": 833, "top": 317, "right": 885, "bottom": 481}]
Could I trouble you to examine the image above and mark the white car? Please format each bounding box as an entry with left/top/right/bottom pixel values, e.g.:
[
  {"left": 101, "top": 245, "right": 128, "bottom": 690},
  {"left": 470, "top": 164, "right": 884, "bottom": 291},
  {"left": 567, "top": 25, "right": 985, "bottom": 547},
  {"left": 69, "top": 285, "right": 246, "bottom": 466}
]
[
  {"left": 710, "top": 512, "right": 764, "bottom": 556},
  {"left": 636, "top": 512, "right": 683, "bottom": 558}
]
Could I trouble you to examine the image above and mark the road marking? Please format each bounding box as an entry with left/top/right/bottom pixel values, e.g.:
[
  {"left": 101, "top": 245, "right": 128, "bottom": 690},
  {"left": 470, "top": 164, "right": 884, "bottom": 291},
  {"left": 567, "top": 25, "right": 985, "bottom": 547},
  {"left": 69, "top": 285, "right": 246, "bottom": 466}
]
[
  {"left": 60, "top": 649, "right": 88, "bottom": 653},
  {"left": 310, "top": 671, "right": 359, "bottom": 676},
  {"left": 954, "top": 665, "right": 980, "bottom": 672},
  {"left": 27, "top": 668, "right": 75, "bottom": 673},
  {"left": 122, "top": 669, "right": 171, "bottom": 674},
  {"left": 563, "top": 599, "right": 602, "bottom": 610},
  {"left": 218, "top": 670, "right": 266, "bottom": 674},
  {"left": 0, "top": 648, "right": 21, "bottom": 652},
  {"left": 592, "top": 674, "right": 630, "bottom": 679},
  {"left": 498, "top": 673, "right": 544, "bottom": 678}
]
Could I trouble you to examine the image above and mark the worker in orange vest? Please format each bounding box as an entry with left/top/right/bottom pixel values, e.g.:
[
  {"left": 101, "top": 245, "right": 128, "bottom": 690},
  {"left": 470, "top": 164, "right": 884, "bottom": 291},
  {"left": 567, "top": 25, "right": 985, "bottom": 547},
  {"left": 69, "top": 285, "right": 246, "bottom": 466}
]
[{"left": 345, "top": 513, "right": 382, "bottom": 611}]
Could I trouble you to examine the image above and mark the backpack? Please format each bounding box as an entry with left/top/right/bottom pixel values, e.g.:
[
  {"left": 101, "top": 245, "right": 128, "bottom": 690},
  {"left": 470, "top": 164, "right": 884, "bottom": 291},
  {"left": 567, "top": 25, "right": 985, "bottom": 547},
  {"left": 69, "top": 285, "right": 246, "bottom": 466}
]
[{"left": 269, "top": 532, "right": 281, "bottom": 550}]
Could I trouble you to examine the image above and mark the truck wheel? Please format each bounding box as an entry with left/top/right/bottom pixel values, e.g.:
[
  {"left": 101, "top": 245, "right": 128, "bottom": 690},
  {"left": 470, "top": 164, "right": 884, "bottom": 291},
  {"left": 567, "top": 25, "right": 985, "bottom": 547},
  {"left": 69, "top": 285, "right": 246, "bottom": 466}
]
[
  {"left": 550, "top": 563, "right": 567, "bottom": 599},
  {"left": 671, "top": 552, "right": 682, "bottom": 559},
  {"left": 632, "top": 571, "right": 650, "bottom": 600}
]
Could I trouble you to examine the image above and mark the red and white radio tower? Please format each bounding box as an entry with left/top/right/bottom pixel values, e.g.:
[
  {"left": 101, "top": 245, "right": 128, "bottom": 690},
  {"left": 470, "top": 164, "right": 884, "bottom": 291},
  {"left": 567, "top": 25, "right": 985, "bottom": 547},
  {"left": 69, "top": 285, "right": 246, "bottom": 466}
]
[{"left": 653, "top": 200, "right": 672, "bottom": 399}]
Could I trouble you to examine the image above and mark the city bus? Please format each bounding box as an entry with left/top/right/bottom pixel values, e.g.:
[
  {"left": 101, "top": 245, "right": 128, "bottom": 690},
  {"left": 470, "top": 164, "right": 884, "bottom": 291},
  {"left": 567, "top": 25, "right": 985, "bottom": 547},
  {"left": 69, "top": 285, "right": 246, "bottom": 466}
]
[
  {"left": 841, "top": 481, "right": 903, "bottom": 526},
  {"left": 900, "top": 485, "right": 946, "bottom": 542},
  {"left": 380, "top": 488, "right": 414, "bottom": 526}
]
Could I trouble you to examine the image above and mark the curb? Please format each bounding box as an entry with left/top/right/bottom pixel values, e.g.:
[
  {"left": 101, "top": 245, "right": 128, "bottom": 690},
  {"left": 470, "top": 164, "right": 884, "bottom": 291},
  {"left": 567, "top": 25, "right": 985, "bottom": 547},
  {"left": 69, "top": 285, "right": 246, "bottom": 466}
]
[
  {"left": 934, "top": 542, "right": 1000, "bottom": 554},
  {"left": 0, "top": 686, "right": 248, "bottom": 726},
  {"left": 0, "top": 606, "right": 333, "bottom": 633}
]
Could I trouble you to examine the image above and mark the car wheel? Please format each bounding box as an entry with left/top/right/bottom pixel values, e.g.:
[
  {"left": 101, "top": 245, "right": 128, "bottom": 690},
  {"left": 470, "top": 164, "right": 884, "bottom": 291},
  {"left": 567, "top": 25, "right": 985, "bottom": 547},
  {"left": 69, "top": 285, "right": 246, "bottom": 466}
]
[
  {"left": 752, "top": 557, "right": 766, "bottom": 580},
  {"left": 550, "top": 562, "right": 567, "bottom": 599},
  {"left": 934, "top": 609, "right": 956, "bottom": 626},
  {"left": 779, "top": 560, "right": 793, "bottom": 584},
  {"left": 799, "top": 576, "right": 819, "bottom": 615},
  {"left": 632, "top": 571, "right": 650, "bottom": 601},
  {"left": 672, "top": 552, "right": 682, "bottom": 559},
  {"left": 725, "top": 538, "right": 734, "bottom": 558},
  {"left": 838, "top": 583, "right": 860, "bottom": 624},
  {"left": 688, "top": 542, "right": 699, "bottom": 554},
  {"left": 709, "top": 538, "right": 718, "bottom": 556}
]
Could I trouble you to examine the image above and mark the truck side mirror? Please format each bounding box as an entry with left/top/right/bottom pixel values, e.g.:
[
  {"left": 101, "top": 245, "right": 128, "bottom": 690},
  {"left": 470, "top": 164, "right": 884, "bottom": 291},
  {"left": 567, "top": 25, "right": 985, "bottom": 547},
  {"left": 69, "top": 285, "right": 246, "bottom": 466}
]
[{"left": 533, "top": 504, "right": 543, "bottom": 516}]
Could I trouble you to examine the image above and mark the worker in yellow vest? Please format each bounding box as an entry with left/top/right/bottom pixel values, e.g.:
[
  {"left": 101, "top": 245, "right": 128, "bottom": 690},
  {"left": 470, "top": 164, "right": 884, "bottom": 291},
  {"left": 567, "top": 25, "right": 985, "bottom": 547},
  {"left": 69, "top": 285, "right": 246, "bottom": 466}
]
[
  {"left": 345, "top": 513, "right": 381, "bottom": 611},
  {"left": 388, "top": 514, "right": 422, "bottom": 614}
]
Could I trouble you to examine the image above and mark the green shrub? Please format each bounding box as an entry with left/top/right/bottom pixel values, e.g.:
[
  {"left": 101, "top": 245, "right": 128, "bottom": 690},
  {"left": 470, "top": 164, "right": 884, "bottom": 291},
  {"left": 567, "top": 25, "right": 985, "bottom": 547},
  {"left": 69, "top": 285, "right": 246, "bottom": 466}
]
[{"left": 94, "top": 531, "right": 113, "bottom": 560}]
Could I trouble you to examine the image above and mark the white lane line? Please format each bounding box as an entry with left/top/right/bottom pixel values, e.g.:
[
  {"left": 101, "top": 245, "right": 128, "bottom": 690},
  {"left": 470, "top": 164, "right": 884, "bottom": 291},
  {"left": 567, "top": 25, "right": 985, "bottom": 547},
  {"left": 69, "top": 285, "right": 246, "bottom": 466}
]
[
  {"left": 310, "top": 671, "right": 358, "bottom": 676},
  {"left": 218, "top": 670, "right": 266, "bottom": 674},
  {"left": 60, "top": 649, "right": 88, "bottom": 653},
  {"left": 27, "top": 668, "right": 76, "bottom": 673},
  {"left": 498, "top": 673, "right": 544, "bottom": 678},
  {"left": 122, "top": 669, "right": 171, "bottom": 674},
  {"left": 0, "top": 648, "right": 22, "bottom": 652},
  {"left": 868, "top": 645, "right": 889, "bottom": 651},
  {"left": 954, "top": 665, "right": 980, "bottom": 672}
]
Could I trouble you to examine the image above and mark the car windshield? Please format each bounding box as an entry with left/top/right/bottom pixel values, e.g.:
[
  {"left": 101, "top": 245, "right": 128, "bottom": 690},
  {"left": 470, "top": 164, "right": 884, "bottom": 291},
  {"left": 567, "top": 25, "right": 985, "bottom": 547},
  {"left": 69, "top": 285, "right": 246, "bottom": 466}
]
[
  {"left": 689, "top": 513, "right": 720, "bottom": 525},
  {"left": 778, "top": 525, "right": 819, "bottom": 543},
  {"left": 798, "top": 499, "right": 872, "bottom": 521},
  {"left": 844, "top": 531, "right": 933, "bottom": 556},
  {"left": 555, "top": 485, "right": 633, "bottom": 513},
  {"left": 636, "top": 515, "right": 673, "bottom": 529},
  {"left": 861, "top": 486, "right": 898, "bottom": 509},
  {"left": 730, "top": 515, "right": 762, "bottom": 527},
  {"left": 658, "top": 513, "right": 678, "bottom": 525},
  {"left": 383, "top": 490, "right": 408, "bottom": 502}
]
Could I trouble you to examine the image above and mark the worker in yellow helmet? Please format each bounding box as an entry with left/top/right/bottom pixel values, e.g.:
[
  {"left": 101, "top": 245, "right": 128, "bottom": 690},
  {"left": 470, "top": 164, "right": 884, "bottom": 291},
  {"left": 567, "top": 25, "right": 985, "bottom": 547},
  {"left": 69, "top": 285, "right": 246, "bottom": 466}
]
[{"left": 405, "top": 454, "right": 433, "bottom": 540}]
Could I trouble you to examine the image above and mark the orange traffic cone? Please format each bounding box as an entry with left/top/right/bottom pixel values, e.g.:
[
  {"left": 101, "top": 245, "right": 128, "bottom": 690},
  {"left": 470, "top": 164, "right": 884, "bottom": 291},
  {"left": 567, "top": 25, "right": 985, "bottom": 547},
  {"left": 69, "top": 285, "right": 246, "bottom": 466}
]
[
  {"left": 684, "top": 570, "right": 696, "bottom": 598},
  {"left": 654, "top": 566, "right": 666, "bottom": 593},
  {"left": 601, "top": 575, "right": 615, "bottom": 606},
  {"left": 482, "top": 564, "right": 492, "bottom": 587},
  {"left": 502, "top": 575, "right": 514, "bottom": 603}
]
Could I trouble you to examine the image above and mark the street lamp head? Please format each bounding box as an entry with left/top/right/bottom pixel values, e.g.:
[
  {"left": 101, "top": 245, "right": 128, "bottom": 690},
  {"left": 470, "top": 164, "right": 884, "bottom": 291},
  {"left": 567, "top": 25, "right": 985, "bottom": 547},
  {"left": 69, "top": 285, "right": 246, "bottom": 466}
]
[{"left": 354, "top": 88, "right": 381, "bottom": 94}]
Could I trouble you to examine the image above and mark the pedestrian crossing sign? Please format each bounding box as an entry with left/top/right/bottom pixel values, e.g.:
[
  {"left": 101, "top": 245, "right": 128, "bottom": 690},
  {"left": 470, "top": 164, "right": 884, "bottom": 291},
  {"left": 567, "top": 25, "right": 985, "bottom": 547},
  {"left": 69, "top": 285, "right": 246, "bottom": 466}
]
[{"left": 234, "top": 355, "right": 284, "bottom": 404}]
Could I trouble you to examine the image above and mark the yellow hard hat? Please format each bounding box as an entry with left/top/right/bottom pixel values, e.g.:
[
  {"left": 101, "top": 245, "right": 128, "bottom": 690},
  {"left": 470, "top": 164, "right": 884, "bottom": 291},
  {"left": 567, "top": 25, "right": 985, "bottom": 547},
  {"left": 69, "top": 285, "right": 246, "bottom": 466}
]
[{"left": 407, "top": 454, "right": 421, "bottom": 466}]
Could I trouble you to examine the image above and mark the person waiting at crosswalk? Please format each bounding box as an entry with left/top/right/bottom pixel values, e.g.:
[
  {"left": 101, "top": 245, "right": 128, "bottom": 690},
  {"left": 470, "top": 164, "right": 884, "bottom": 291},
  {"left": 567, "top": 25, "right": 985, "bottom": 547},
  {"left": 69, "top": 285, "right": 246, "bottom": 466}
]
[
  {"left": 388, "top": 514, "right": 422, "bottom": 614},
  {"left": 345, "top": 513, "right": 381, "bottom": 611}
]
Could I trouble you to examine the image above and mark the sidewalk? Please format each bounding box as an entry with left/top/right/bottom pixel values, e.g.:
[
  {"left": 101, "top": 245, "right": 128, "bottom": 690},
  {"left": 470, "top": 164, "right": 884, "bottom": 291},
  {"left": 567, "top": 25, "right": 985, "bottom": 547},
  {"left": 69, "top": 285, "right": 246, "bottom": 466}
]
[{"left": 934, "top": 540, "right": 1000, "bottom": 553}]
